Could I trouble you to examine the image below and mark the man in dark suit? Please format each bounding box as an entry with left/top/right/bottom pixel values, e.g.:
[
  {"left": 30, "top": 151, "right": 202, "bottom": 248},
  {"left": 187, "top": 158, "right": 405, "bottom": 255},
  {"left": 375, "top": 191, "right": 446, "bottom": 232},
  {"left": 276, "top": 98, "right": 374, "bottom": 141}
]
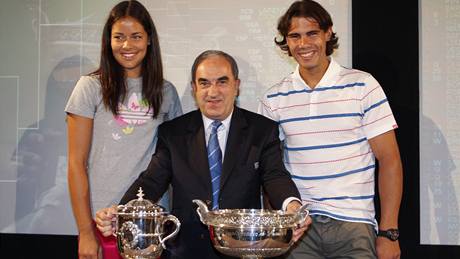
[{"left": 95, "top": 50, "right": 310, "bottom": 259}]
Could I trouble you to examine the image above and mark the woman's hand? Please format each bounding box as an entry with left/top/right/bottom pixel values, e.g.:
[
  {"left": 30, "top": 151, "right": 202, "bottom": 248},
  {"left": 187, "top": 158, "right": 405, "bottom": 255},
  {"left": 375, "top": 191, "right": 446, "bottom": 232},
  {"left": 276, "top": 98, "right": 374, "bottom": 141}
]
[
  {"left": 78, "top": 229, "right": 101, "bottom": 259},
  {"left": 95, "top": 206, "right": 117, "bottom": 237}
]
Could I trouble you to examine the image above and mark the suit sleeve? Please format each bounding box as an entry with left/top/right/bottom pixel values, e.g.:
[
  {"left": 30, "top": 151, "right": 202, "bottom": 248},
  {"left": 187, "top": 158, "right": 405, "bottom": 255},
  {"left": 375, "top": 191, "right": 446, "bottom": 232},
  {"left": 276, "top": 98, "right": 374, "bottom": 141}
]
[
  {"left": 260, "top": 122, "right": 300, "bottom": 209},
  {"left": 120, "top": 125, "right": 172, "bottom": 204}
]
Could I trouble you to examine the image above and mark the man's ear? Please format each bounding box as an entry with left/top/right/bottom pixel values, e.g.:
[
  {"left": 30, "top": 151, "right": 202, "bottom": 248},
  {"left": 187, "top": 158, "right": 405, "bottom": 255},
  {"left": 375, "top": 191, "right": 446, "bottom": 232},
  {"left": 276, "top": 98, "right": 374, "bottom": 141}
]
[
  {"left": 326, "top": 27, "right": 332, "bottom": 41},
  {"left": 191, "top": 82, "right": 197, "bottom": 97},
  {"left": 235, "top": 79, "right": 241, "bottom": 97}
]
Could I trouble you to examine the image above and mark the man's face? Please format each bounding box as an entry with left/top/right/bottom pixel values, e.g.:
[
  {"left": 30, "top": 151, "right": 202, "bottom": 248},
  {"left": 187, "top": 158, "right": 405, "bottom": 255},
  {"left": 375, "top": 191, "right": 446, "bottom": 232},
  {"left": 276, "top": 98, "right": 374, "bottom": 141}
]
[
  {"left": 192, "top": 56, "right": 240, "bottom": 121},
  {"left": 286, "top": 17, "right": 331, "bottom": 76}
]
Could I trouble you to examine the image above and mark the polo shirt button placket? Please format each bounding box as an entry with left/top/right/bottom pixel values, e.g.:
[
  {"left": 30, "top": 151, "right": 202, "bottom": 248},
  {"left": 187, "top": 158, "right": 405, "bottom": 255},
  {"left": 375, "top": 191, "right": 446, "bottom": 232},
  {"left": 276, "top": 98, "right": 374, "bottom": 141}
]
[{"left": 310, "top": 90, "right": 318, "bottom": 115}]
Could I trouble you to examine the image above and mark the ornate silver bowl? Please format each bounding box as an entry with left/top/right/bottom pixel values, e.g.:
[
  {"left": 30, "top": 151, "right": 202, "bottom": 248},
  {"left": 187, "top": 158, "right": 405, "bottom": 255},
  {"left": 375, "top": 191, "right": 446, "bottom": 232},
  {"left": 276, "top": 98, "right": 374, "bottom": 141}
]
[
  {"left": 193, "top": 200, "right": 309, "bottom": 259},
  {"left": 115, "top": 188, "right": 180, "bottom": 259}
]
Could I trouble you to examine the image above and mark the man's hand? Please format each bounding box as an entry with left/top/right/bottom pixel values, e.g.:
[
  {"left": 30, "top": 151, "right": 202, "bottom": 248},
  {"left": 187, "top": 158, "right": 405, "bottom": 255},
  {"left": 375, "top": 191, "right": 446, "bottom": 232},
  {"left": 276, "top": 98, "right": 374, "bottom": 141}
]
[
  {"left": 286, "top": 201, "right": 312, "bottom": 242},
  {"left": 376, "top": 236, "right": 401, "bottom": 259},
  {"left": 94, "top": 206, "right": 117, "bottom": 237}
]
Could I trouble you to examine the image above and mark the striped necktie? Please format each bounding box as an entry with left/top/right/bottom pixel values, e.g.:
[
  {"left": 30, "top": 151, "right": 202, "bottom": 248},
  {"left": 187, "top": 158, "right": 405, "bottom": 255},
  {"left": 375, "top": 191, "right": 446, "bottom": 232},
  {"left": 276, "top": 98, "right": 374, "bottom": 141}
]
[{"left": 207, "top": 120, "right": 222, "bottom": 210}]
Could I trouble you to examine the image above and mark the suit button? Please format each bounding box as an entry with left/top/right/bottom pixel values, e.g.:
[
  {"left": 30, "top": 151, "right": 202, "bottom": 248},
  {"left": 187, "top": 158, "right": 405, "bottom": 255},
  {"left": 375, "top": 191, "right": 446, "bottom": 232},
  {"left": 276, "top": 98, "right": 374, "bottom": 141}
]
[{"left": 200, "top": 234, "right": 205, "bottom": 239}]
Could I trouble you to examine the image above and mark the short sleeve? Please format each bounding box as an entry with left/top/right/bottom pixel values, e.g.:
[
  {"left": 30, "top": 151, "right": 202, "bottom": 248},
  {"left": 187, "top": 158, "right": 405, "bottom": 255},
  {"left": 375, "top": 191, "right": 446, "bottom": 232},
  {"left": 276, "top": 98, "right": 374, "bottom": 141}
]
[
  {"left": 163, "top": 81, "right": 183, "bottom": 121},
  {"left": 360, "top": 74, "right": 398, "bottom": 140},
  {"left": 258, "top": 93, "right": 285, "bottom": 141},
  {"left": 64, "top": 76, "right": 101, "bottom": 119}
]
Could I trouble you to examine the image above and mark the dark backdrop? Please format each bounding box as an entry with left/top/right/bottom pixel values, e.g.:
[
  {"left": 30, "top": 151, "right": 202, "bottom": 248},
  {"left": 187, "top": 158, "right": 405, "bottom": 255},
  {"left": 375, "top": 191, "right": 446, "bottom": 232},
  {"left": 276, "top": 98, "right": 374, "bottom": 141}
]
[
  {"left": 1, "top": 1, "right": 460, "bottom": 258},
  {"left": 353, "top": 0, "right": 460, "bottom": 258}
]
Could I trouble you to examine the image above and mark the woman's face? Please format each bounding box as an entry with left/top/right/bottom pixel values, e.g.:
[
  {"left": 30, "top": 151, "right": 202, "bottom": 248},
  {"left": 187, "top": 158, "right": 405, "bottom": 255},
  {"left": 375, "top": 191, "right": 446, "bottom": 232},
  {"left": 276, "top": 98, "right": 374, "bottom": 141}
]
[{"left": 111, "top": 16, "right": 149, "bottom": 78}]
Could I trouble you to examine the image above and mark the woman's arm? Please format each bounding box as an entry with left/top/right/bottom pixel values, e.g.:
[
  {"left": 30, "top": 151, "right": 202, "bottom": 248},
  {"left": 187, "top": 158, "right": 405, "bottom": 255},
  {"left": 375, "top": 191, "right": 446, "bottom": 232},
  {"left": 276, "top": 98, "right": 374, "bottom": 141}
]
[{"left": 67, "top": 113, "right": 99, "bottom": 259}]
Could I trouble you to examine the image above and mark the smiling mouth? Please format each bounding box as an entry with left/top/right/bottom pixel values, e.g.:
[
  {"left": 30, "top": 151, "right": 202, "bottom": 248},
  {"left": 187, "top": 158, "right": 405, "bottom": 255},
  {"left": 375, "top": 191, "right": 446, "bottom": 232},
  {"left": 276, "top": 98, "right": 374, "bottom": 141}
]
[
  {"left": 121, "top": 53, "right": 136, "bottom": 60},
  {"left": 298, "top": 51, "right": 314, "bottom": 59}
]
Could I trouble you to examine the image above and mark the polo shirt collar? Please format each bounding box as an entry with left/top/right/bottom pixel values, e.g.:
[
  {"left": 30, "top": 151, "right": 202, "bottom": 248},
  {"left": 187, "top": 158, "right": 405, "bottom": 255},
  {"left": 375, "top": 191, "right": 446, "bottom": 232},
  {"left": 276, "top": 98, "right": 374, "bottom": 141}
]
[{"left": 292, "top": 57, "right": 341, "bottom": 89}]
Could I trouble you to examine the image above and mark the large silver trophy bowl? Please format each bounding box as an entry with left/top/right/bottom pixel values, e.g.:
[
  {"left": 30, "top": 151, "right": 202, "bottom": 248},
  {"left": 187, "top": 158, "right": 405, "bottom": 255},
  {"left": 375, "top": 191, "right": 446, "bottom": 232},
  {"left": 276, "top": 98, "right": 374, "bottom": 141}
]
[
  {"left": 193, "top": 200, "right": 309, "bottom": 259},
  {"left": 115, "top": 188, "right": 181, "bottom": 259}
]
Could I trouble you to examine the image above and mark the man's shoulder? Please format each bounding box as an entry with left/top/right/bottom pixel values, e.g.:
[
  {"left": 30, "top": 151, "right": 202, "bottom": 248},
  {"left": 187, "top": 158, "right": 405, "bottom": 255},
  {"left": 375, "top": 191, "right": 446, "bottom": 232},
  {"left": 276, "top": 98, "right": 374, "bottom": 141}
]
[
  {"left": 265, "top": 73, "right": 296, "bottom": 96},
  {"left": 159, "top": 110, "right": 199, "bottom": 131},
  {"left": 336, "top": 64, "right": 373, "bottom": 82},
  {"left": 237, "top": 107, "right": 277, "bottom": 127}
]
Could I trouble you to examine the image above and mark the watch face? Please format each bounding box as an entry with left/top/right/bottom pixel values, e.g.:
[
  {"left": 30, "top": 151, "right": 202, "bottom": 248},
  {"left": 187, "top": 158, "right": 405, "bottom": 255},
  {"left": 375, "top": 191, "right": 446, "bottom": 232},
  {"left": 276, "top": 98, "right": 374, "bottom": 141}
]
[
  {"left": 379, "top": 229, "right": 399, "bottom": 241},
  {"left": 388, "top": 229, "right": 399, "bottom": 241}
]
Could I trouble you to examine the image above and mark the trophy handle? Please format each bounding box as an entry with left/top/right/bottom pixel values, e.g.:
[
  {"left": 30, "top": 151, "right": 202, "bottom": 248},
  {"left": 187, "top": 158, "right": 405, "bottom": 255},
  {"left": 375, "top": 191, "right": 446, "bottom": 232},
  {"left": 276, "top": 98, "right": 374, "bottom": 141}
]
[
  {"left": 295, "top": 203, "right": 310, "bottom": 224},
  {"left": 112, "top": 205, "right": 122, "bottom": 237},
  {"left": 159, "top": 215, "right": 181, "bottom": 249},
  {"left": 192, "top": 199, "right": 209, "bottom": 224},
  {"left": 112, "top": 211, "right": 118, "bottom": 237}
]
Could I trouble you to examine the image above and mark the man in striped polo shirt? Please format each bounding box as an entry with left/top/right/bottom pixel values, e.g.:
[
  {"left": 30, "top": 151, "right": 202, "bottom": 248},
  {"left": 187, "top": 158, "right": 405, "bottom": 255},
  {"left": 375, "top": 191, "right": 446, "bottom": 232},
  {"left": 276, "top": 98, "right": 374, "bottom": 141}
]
[{"left": 259, "top": 1, "right": 403, "bottom": 258}]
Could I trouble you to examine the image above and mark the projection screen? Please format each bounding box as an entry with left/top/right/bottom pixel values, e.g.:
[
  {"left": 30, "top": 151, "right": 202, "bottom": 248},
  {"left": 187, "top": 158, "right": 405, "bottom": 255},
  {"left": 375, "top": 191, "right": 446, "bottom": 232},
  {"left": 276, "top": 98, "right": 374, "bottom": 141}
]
[
  {"left": 0, "top": 0, "right": 351, "bottom": 235},
  {"left": 420, "top": 0, "right": 460, "bottom": 245}
]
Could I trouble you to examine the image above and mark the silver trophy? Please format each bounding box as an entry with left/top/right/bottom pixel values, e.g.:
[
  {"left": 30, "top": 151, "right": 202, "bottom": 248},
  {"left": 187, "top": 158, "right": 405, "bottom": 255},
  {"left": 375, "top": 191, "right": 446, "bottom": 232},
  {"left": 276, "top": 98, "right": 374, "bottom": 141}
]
[
  {"left": 115, "top": 188, "right": 181, "bottom": 259},
  {"left": 193, "top": 200, "right": 309, "bottom": 259}
]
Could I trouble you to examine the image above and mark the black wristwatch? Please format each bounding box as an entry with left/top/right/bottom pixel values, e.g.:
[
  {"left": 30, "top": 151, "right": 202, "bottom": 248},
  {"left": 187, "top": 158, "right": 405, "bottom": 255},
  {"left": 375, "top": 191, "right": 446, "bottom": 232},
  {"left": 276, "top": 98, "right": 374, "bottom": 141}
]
[{"left": 377, "top": 228, "right": 399, "bottom": 241}]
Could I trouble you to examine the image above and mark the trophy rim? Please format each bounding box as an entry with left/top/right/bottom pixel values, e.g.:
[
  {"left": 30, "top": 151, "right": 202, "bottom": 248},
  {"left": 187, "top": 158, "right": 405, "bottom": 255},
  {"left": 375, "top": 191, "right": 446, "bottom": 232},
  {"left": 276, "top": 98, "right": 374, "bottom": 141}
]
[{"left": 201, "top": 208, "right": 303, "bottom": 228}]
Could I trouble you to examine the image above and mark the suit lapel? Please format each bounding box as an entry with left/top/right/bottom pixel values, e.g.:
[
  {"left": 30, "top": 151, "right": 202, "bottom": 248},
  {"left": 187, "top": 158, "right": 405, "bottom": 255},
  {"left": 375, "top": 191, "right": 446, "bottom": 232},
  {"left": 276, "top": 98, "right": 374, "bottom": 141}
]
[
  {"left": 221, "top": 107, "right": 247, "bottom": 189},
  {"left": 187, "top": 110, "right": 212, "bottom": 195}
]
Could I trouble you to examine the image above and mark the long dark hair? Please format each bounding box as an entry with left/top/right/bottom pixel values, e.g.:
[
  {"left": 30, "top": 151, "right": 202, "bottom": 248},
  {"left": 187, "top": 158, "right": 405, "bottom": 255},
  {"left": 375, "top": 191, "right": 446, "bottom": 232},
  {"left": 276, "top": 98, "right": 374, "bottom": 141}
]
[
  {"left": 275, "top": 0, "right": 339, "bottom": 56},
  {"left": 91, "top": 0, "right": 163, "bottom": 118}
]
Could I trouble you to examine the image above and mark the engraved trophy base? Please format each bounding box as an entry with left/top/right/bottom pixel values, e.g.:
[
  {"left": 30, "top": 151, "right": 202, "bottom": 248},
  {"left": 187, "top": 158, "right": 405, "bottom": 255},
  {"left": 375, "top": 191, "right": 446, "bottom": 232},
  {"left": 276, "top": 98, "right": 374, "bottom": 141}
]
[
  {"left": 215, "top": 246, "right": 289, "bottom": 259},
  {"left": 121, "top": 243, "right": 161, "bottom": 259},
  {"left": 121, "top": 254, "right": 156, "bottom": 259}
]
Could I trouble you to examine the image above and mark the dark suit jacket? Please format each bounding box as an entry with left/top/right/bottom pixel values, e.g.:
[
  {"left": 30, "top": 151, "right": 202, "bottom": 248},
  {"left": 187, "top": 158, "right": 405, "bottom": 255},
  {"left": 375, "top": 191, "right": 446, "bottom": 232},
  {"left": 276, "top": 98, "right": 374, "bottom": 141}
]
[{"left": 121, "top": 107, "right": 300, "bottom": 259}]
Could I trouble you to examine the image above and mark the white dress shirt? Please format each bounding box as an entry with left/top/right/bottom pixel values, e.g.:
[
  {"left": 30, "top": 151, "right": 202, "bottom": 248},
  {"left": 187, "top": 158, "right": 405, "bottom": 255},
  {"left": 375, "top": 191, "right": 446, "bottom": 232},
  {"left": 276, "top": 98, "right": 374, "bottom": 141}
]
[{"left": 202, "top": 112, "right": 232, "bottom": 161}]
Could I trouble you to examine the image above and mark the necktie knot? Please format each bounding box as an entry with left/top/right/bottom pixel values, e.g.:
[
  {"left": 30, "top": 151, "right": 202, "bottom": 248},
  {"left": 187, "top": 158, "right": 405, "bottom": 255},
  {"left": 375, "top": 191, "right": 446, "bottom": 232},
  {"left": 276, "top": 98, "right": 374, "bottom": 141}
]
[{"left": 211, "top": 120, "right": 222, "bottom": 133}]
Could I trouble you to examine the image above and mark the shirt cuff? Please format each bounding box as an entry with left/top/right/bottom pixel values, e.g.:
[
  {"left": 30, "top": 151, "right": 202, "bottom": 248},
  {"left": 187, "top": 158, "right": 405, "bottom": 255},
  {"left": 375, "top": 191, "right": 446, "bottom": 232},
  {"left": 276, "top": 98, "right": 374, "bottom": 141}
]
[{"left": 282, "top": 197, "right": 302, "bottom": 211}]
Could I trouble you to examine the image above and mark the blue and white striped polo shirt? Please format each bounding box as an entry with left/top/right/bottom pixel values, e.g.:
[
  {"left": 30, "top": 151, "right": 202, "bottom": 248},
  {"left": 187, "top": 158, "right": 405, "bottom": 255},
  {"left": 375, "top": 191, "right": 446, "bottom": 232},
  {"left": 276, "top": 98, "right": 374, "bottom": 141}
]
[{"left": 259, "top": 58, "right": 398, "bottom": 226}]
